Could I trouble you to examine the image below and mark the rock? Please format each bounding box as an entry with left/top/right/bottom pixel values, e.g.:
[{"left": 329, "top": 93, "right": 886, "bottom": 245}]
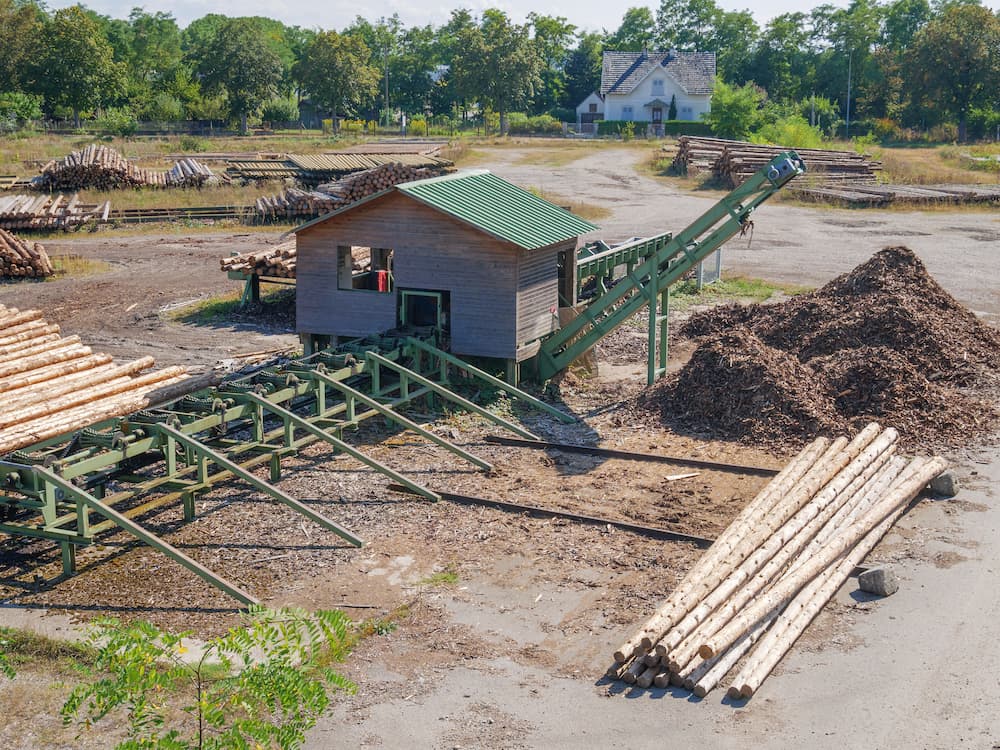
[
  {"left": 858, "top": 567, "right": 899, "bottom": 597},
  {"left": 929, "top": 471, "right": 958, "bottom": 498}
]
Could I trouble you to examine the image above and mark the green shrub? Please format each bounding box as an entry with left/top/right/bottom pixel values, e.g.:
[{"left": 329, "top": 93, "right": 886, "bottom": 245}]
[
  {"left": 96, "top": 107, "right": 138, "bottom": 137},
  {"left": 178, "top": 135, "right": 208, "bottom": 152},
  {"left": 261, "top": 98, "right": 299, "bottom": 124},
  {"left": 752, "top": 115, "right": 827, "bottom": 149},
  {"left": 547, "top": 106, "right": 575, "bottom": 123}
]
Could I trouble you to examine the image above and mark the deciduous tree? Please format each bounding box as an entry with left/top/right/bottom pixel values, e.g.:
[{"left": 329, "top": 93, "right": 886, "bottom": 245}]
[{"left": 294, "top": 31, "right": 379, "bottom": 127}]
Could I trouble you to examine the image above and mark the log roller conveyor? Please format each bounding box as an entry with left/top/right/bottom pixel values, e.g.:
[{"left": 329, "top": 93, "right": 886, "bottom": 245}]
[{"left": 0, "top": 153, "right": 804, "bottom": 606}]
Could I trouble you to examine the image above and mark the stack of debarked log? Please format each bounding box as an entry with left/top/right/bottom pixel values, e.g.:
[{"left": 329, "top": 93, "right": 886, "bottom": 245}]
[
  {"left": 609, "top": 423, "right": 947, "bottom": 699},
  {"left": 0, "top": 229, "right": 53, "bottom": 278},
  {"left": 0, "top": 304, "right": 190, "bottom": 456},
  {"left": 38, "top": 145, "right": 215, "bottom": 190},
  {"left": 220, "top": 238, "right": 297, "bottom": 278}
]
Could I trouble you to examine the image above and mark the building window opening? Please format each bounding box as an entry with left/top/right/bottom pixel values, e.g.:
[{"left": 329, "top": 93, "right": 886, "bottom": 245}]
[{"left": 338, "top": 245, "right": 393, "bottom": 292}]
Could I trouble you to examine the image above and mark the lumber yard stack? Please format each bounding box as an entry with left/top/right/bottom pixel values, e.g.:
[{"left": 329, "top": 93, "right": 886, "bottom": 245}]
[
  {"left": 0, "top": 193, "right": 109, "bottom": 230},
  {"left": 0, "top": 304, "right": 190, "bottom": 456},
  {"left": 221, "top": 239, "right": 297, "bottom": 278},
  {"left": 37, "top": 145, "right": 214, "bottom": 190},
  {"left": 608, "top": 423, "right": 947, "bottom": 699},
  {"left": 254, "top": 162, "right": 446, "bottom": 221},
  {"left": 671, "top": 136, "right": 880, "bottom": 188},
  {"left": 0, "top": 229, "right": 53, "bottom": 278}
]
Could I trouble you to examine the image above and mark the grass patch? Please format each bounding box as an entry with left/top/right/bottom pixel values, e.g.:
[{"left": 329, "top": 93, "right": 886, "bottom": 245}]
[
  {"left": 511, "top": 144, "right": 595, "bottom": 168},
  {"left": 418, "top": 569, "right": 459, "bottom": 587},
  {"left": 527, "top": 187, "right": 611, "bottom": 222},
  {"left": 668, "top": 274, "right": 812, "bottom": 313},
  {"left": 48, "top": 253, "right": 111, "bottom": 279},
  {"left": 353, "top": 604, "right": 411, "bottom": 644},
  {"left": 169, "top": 283, "right": 291, "bottom": 324},
  {"left": 0, "top": 626, "right": 93, "bottom": 674},
  {"left": 878, "top": 145, "right": 998, "bottom": 185}
]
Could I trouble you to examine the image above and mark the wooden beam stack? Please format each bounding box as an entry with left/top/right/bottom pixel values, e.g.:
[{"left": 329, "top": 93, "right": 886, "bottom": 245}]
[
  {"left": 0, "top": 194, "right": 109, "bottom": 230},
  {"left": 0, "top": 304, "right": 190, "bottom": 456},
  {"left": 220, "top": 239, "right": 297, "bottom": 278},
  {"left": 0, "top": 229, "right": 54, "bottom": 278},
  {"left": 166, "top": 157, "right": 216, "bottom": 187},
  {"left": 608, "top": 423, "right": 947, "bottom": 699},
  {"left": 671, "top": 136, "right": 881, "bottom": 188}
]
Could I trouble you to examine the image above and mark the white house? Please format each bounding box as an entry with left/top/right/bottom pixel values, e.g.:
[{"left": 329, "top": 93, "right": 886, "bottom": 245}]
[{"left": 576, "top": 50, "right": 716, "bottom": 134}]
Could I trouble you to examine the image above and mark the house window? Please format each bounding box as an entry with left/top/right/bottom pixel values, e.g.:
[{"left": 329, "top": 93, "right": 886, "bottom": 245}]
[
  {"left": 588, "top": 103, "right": 598, "bottom": 113},
  {"left": 622, "top": 105, "right": 633, "bottom": 118},
  {"left": 652, "top": 79, "right": 664, "bottom": 94},
  {"left": 338, "top": 245, "right": 393, "bottom": 292}
]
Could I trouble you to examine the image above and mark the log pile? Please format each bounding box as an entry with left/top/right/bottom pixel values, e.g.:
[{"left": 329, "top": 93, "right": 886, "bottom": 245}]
[
  {"left": 0, "top": 229, "right": 53, "bottom": 278},
  {"left": 671, "top": 136, "right": 881, "bottom": 188},
  {"left": 607, "top": 423, "right": 948, "bottom": 699},
  {"left": 38, "top": 145, "right": 214, "bottom": 190},
  {"left": 0, "top": 304, "right": 190, "bottom": 456},
  {"left": 0, "top": 193, "right": 109, "bottom": 230},
  {"left": 166, "top": 157, "right": 215, "bottom": 187},
  {"left": 220, "top": 239, "right": 297, "bottom": 278},
  {"left": 254, "top": 162, "right": 444, "bottom": 221}
]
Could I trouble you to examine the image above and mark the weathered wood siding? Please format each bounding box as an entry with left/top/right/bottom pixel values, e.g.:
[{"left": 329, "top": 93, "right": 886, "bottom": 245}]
[
  {"left": 296, "top": 192, "right": 521, "bottom": 359},
  {"left": 514, "top": 240, "right": 570, "bottom": 357}
]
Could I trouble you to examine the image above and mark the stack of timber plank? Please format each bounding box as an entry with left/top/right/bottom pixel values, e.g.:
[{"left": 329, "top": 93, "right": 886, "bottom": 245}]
[
  {"left": 790, "top": 182, "right": 1000, "bottom": 208},
  {"left": 38, "top": 145, "right": 215, "bottom": 190},
  {"left": 0, "top": 304, "right": 191, "bottom": 456},
  {"left": 0, "top": 193, "right": 110, "bottom": 230},
  {"left": 671, "top": 136, "right": 881, "bottom": 188},
  {"left": 0, "top": 229, "right": 53, "bottom": 278},
  {"left": 220, "top": 239, "right": 297, "bottom": 278},
  {"left": 608, "top": 423, "right": 947, "bottom": 699}
]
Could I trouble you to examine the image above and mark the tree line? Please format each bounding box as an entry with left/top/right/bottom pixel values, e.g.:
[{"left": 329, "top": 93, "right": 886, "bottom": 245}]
[{"left": 0, "top": 0, "right": 997, "bottom": 140}]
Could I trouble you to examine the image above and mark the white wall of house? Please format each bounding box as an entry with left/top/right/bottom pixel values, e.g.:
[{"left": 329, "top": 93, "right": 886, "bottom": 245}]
[
  {"left": 575, "top": 92, "right": 604, "bottom": 121},
  {"left": 605, "top": 70, "right": 710, "bottom": 122}
]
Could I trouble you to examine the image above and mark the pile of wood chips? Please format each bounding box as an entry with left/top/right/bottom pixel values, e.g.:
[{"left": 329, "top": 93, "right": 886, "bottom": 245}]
[
  {"left": 670, "top": 136, "right": 880, "bottom": 188},
  {"left": 632, "top": 246, "right": 1000, "bottom": 450},
  {"left": 0, "top": 304, "right": 190, "bottom": 455},
  {"left": 0, "top": 229, "right": 53, "bottom": 278}
]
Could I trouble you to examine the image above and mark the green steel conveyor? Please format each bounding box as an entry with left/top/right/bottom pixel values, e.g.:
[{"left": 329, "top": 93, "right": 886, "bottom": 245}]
[
  {"left": 535, "top": 151, "right": 805, "bottom": 384},
  {"left": 0, "top": 335, "right": 571, "bottom": 606}
]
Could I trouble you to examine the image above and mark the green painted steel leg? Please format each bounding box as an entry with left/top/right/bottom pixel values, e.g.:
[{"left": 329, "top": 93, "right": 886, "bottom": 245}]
[
  {"left": 366, "top": 352, "right": 539, "bottom": 440},
  {"left": 32, "top": 467, "right": 259, "bottom": 606},
  {"left": 659, "top": 288, "right": 669, "bottom": 376},
  {"left": 406, "top": 338, "right": 575, "bottom": 424},
  {"left": 310, "top": 372, "right": 492, "bottom": 471},
  {"left": 61, "top": 541, "right": 75, "bottom": 574},
  {"left": 155, "top": 423, "right": 366, "bottom": 544},
  {"left": 221, "top": 392, "right": 440, "bottom": 503}
]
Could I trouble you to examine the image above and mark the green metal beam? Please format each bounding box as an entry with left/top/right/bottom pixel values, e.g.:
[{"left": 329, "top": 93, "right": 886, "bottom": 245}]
[
  {"left": 306, "top": 371, "right": 493, "bottom": 472},
  {"left": 536, "top": 151, "right": 805, "bottom": 381},
  {"left": 18, "top": 463, "right": 260, "bottom": 606},
  {"left": 154, "top": 422, "right": 366, "bottom": 545},
  {"left": 365, "top": 352, "right": 539, "bottom": 440},
  {"left": 406, "top": 338, "right": 575, "bottom": 424},
  {"left": 220, "top": 391, "right": 440, "bottom": 503}
]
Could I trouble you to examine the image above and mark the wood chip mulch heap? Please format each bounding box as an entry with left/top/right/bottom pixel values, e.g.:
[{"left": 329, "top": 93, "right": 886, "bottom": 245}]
[{"left": 628, "top": 246, "right": 1000, "bottom": 450}]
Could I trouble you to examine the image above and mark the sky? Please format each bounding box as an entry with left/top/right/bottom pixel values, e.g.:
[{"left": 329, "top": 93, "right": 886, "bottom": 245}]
[{"left": 44, "top": 0, "right": 1000, "bottom": 33}]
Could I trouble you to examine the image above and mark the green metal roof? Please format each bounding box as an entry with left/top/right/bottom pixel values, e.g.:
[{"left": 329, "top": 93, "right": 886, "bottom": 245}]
[{"left": 396, "top": 170, "right": 598, "bottom": 249}]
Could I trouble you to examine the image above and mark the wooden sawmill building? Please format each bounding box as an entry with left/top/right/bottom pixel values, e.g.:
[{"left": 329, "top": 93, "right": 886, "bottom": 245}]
[{"left": 293, "top": 170, "right": 597, "bottom": 373}]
